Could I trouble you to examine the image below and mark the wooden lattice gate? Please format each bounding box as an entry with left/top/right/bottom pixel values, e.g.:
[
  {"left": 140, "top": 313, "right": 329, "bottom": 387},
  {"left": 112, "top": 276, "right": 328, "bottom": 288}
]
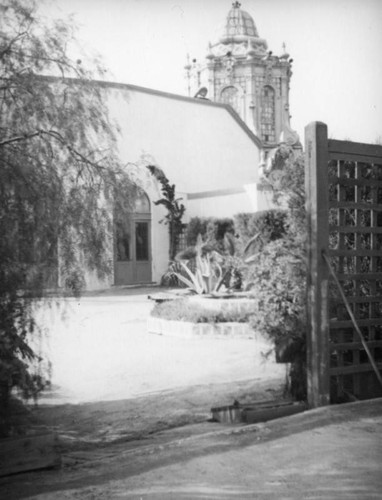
[{"left": 305, "top": 122, "right": 382, "bottom": 408}]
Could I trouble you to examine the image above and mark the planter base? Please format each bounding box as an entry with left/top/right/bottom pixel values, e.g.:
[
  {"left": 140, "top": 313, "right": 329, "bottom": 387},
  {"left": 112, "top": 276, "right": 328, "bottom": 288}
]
[
  {"left": 147, "top": 317, "right": 263, "bottom": 340},
  {"left": 189, "top": 295, "right": 256, "bottom": 315}
]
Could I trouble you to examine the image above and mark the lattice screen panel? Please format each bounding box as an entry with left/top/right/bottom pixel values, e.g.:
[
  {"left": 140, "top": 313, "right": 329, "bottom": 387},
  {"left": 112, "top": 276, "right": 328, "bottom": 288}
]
[{"left": 327, "top": 154, "right": 382, "bottom": 401}]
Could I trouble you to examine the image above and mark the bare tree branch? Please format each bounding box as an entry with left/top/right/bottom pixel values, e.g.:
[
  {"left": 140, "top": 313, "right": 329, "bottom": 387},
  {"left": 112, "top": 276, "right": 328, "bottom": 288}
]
[{"left": 0, "top": 130, "right": 41, "bottom": 146}]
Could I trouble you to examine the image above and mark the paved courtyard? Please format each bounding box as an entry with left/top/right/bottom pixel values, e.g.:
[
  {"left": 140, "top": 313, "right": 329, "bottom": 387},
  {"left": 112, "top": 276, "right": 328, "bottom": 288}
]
[{"left": 34, "top": 287, "right": 286, "bottom": 405}]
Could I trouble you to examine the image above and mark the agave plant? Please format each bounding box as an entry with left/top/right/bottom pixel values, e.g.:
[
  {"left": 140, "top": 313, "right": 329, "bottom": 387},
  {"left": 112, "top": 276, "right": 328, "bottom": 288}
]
[
  {"left": 173, "top": 234, "right": 223, "bottom": 294},
  {"left": 172, "top": 231, "right": 265, "bottom": 294},
  {"left": 216, "top": 231, "right": 264, "bottom": 290}
]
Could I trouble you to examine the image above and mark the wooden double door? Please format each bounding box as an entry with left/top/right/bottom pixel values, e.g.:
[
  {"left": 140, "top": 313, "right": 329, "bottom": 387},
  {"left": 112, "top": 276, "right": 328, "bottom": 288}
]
[{"left": 114, "top": 192, "right": 152, "bottom": 285}]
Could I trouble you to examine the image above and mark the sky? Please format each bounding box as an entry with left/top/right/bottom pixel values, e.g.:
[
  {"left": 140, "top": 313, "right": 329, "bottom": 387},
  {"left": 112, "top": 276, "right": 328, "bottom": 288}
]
[{"left": 45, "top": 0, "right": 382, "bottom": 144}]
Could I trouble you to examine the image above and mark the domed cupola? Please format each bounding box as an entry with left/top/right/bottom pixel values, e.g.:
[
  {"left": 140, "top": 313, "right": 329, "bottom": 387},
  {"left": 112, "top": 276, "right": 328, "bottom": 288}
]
[
  {"left": 221, "top": 1, "right": 259, "bottom": 42},
  {"left": 186, "top": 2, "right": 296, "bottom": 153},
  {"left": 211, "top": 1, "right": 268, "bottom": 57}
]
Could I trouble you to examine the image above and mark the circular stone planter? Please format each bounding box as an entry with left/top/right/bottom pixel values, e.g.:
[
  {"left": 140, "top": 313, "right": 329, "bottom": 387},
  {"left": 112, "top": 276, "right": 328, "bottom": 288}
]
[
  {"left": 188, "top": 294, "right": 257, "bottom": 315},
  {"left": 147, "top": 316, "right": 270, "bottom": 343}
]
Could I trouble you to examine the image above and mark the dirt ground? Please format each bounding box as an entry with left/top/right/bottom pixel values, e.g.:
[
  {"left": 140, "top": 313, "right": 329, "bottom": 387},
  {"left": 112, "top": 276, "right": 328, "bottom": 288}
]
[
  {"left": 33, "top": 379, "right": 284, "bottom": 447},
  {"left": 1, "top": 396, "right": 382, "bottom": 499},
  {"left": 1, "top": 288, "right": 381, "bottom": 499}
]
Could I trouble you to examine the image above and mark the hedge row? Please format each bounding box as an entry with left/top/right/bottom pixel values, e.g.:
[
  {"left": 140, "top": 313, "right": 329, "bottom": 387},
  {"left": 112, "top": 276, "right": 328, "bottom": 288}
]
[
  {"left": 234, "top": 210, "right": 287, "bottom": 242},
  {"left": 185, "top": 210, "right": 288, "bottom": 251},
  {"left": 185, "top": 217, "right": 234, "bottom": 252}
]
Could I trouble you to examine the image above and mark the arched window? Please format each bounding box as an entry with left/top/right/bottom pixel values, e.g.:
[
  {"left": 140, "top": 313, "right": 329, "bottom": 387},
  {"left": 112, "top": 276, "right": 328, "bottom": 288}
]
[
  {"left": 220, "top": 86, "right": 239, "bottom": 113},
  {"left": 134, "top": 191, "right": 150, "bottom": 213},
  {"left": 260, "top": 85, "right": 275, "bottom": 143}
]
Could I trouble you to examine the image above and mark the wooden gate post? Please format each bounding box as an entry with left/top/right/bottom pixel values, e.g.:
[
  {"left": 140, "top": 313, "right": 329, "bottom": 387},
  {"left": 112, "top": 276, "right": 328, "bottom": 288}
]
[{"left": 305, "top": 122, "right": 330, "bottom": 407}]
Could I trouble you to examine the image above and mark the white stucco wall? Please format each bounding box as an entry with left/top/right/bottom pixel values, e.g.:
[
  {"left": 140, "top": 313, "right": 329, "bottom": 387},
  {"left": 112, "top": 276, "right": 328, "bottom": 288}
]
[{"left": 106, "top": 85, "right": 261, "bottom": 194}]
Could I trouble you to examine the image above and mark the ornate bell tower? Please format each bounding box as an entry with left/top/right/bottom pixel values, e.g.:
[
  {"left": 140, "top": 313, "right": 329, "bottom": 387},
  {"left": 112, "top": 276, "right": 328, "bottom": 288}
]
[{"left": 186, "top": 2, "right": 300, "bottom": 152}]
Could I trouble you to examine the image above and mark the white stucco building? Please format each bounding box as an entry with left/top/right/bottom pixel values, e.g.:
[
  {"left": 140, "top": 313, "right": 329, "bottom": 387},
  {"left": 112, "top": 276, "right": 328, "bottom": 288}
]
[{"left": 84, "top": 81, "right": 269, "bottom": 289}]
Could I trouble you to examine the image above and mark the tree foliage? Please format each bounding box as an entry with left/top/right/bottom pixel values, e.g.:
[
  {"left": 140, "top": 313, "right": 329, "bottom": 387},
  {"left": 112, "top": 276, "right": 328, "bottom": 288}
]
[
  {"left": 0, "top": 0, "right": 129, "bottom": 433},
  {"left": 146, "top": 165, "right": 186, "bottom": 260}
]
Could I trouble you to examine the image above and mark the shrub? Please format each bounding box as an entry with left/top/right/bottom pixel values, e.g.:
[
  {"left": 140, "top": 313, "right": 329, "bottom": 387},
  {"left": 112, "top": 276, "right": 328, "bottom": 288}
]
[
  {"left": 234, "top": 209, "right": 288, "bottom": 254},
  {"left": 205, "top": 218, "right": 235, "bottom": 253},
  {"left": 185, "top": 217, "right": 234, "bottom": 251},
  {"left": 244, "top": 152, "right": 307, "bottom": 400},
  {"left": 185, "top": 218, "right": 208, "bottom": 246},
  {"left": 247, "top": 237, "right": 306, "bottom": 341},
  {"left": 151, "top": 299, "right": 251, "bottom": 323}
]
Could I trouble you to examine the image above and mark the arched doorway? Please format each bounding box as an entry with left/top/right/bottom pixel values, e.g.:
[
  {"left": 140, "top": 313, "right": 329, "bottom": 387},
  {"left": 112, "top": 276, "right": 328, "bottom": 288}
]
[{"left": 114, "top": 189, "right": 152, "bottom": 285}]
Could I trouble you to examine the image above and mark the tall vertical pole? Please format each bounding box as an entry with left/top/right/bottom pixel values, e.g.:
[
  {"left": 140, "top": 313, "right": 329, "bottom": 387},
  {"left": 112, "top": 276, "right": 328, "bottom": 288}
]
[{"left": 305, "top": 122, "right": 330, "bottom": 407}]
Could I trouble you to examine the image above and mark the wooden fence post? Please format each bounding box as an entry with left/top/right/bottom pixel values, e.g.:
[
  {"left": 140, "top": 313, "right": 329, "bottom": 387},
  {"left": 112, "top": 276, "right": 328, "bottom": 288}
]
[{"left": 305, "top": 122, "right": 330, "bottom": 407}]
